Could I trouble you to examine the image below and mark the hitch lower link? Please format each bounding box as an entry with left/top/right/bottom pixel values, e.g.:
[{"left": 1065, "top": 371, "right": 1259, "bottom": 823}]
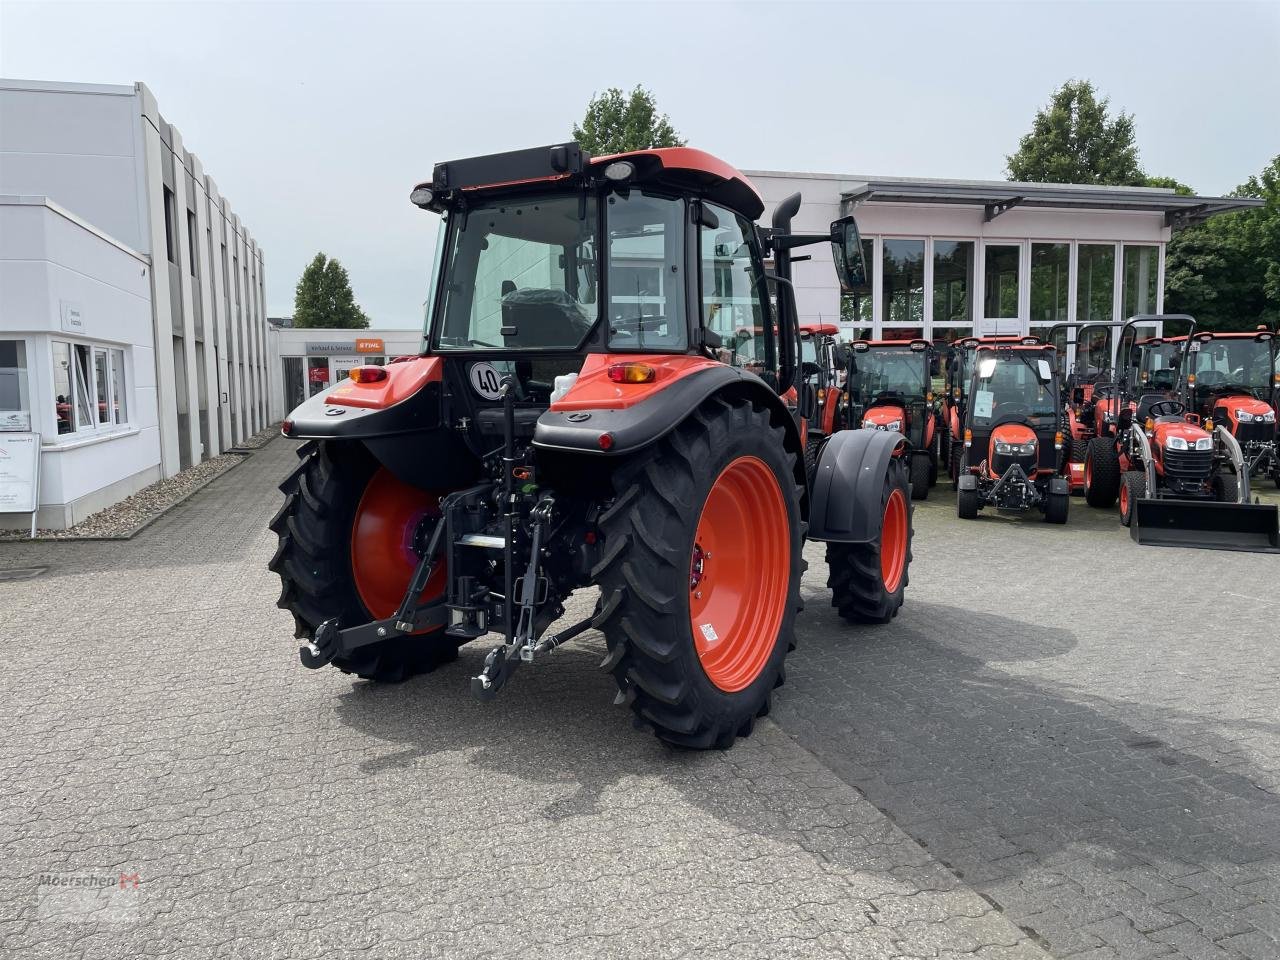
[{"left": 298, "top": 494, "right": 453, "bottom": 670}]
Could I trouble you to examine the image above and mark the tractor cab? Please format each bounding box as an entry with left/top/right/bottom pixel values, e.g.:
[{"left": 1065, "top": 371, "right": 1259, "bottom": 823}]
[
  {"left": 1184, "top": 329, "right": 1278, "bottom": 483},
  {"left": 956, "top": 343, "right": 1069, "bottom": 523},
  {"left": 847, "top": 338, "right": 938, "bottom": 498},
  {"left": 942, "top": 335, "right": 1038, "bottom": 482}
]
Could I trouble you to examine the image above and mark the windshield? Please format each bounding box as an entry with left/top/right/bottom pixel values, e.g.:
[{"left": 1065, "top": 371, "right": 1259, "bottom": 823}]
[
  {"left": 1137, "top": 341, "right": 1184, "bottom": 392},
  {"left": 1192, "top": 338, "right": 1275, "bottom": 393},
  {"left": 432, "top": 194, "right": 599, "bottom": 351},
  {"left": 970, "top": 353, "right": 1058, "bottom": 425},
  {"left": 849, "top": 348, "right": 928, "bottom": 403}
]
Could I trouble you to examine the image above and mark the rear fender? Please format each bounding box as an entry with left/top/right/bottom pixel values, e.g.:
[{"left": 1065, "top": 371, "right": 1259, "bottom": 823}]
[
  {"left": 808, "top": 428, "right": 906, "bottom": 543},
  {"left": 282, "top": 357, "right": 442, "bottom": 440},
  {"left": 533, "top": 364, "right": 806, "bottom": 512}
]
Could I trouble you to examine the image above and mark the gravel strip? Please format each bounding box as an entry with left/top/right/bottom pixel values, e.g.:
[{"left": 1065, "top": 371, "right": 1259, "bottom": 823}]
[
  {"left": 0, "top": 451, "right": 246, "bottom": 541},
  {"left": 231, "top": 422, "right": 282, "bottom": 450}
]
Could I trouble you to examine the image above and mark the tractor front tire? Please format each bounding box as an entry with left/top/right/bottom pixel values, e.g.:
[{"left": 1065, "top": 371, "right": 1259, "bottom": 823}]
[
  {"left": 593, "top": 396, "right": 804, "bottom": 750},
  {"left": 909, "top": 453, "right": 931, "bottom": 501},
  {"left": 958, "top": 486, "right": 980, "bottom": 519},
  {"left": 1212, "top": 473, "right": 1239, "bottom": 504},
  {"left": 269, "top": 440, "right": 462, "bottom": 683},
  {"left": 1120, "top": 470, "right": 1146, "bottom": 527},
  {"left": 826, "top": 456, "right": 912, "bottom": 624},
  {"left": 1043, "top": 489, "right": 1069, "bottom": 525},
  {"left": 1084, "top": 437, "right": 1121, "bottom": 508}
]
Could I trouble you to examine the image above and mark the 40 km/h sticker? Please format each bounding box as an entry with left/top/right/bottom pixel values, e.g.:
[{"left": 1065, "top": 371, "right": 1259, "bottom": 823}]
[{"left": 469, "top": 362, "right": 503, "bottom": 400}]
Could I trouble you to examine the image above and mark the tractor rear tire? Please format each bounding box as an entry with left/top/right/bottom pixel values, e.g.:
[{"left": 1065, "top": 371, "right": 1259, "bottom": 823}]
[
  {"left": 826, "top": 456, "right": 912, "bottom": 624},
  {"left": 1212, "top": 473, "right": 1239, "bottom": 503},
  {"left": 910, "top": 453, "right": 931, "bottom": 501},
  {"left": 1043, "top": 490, "right": 1069, "bottom": 525},
  {"left": 1120, "top": 471, "right": 1146, "bottom": 527},
  {"left": 957, "top": 487, "right": 980, "bottom": 519},
  {"left": 1084, "top": 436, "right": 1121, "bottom": 508},
  {"left": 593, "top": 396, "right": 804, "bottom": 750},
  {"left": 269, "top": 440, "right": 463, "bottom": 683}
]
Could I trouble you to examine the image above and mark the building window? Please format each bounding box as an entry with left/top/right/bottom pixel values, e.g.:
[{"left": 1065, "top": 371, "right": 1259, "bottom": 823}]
[
  {"left": 1, "top": 340, "right": 30, "bottom": 429},
  {"left": 933, "top": 240, "right": 974, "bottom": 326},
  {"left": 187, "top": 211, "right": 199, "bottom": 277},
  {"left": 1123, "top": 245, "right": 1159, "bottom": 317},
  {"left": 1077, "top": 244, "right": 1116, "bottom": 323},
  {"left": 983, "top": 244, "right": 1021, "bottom": 318},
  {"left": 51, "top": 341, "right": 129, "bottom": 436},
  {"left": 163, "top": 187, "right": 178, "bottom": 264},
  {"left": 1030, "top": 243, "right": 1070, "bottom": 325},
  {"left": 882, "top": 239, "right": 925, "bottom": 325}
]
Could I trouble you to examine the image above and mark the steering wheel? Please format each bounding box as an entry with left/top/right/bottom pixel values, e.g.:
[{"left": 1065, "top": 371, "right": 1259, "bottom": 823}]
[
  {"left": 992, "top": 401, "right": 1031, "bottom": 418},
  {"left": 1147, "top": 399, "right": 1185, "bottom": 418}
]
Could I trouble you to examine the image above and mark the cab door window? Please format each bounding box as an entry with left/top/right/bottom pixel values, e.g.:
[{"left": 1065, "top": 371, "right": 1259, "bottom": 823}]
[{"left": 699, "top": 203, "right": 770, "bottom": 373}]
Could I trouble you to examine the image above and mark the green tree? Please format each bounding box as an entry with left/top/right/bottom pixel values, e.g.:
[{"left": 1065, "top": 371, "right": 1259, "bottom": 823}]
[
  {"left": 1144, "top": 175, "right": 1195, "bottom": 196},
  {"left": 1006, "top": 80, "right": 1145, "bottom": 186},
  {"left": 572, "top": 85, "right": 685, "bottom": 156},
  {"left": 1164, "top": 156, "right": 1280, "bottom": 330},
  {"left": 293, "top": 253, "right": 370, "bottom": 329}
]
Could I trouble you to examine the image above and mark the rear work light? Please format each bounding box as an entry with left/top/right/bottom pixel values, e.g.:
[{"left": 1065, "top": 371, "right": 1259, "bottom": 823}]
[
  {"left": 607, "top": 362, "right": 656, "bottom": 384},
  {"left": 348, "top": 366, "right": 388, "bottom": 384}
]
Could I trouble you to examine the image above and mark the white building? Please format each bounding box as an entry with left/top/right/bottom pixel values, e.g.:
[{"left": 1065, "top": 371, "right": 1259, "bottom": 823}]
[
  {"left": 0, "top": 79, "right": 269, "bottom": 529},
  {"left": 748, "top": 170, "right": 1259, "bottom": 343}
]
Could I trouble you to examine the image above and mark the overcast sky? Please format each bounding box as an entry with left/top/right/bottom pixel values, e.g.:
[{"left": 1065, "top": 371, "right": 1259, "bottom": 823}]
[{"left": 2, "top": 1, "right": 1277, "bottom": 328}]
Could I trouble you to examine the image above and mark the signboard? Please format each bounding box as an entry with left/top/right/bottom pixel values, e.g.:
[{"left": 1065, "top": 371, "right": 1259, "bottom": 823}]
[
  {"left": 308, "top": 366, "right": 329, "bottom": 383},
  {"left": 304, "top": 339, "right": 386, "bottom": 355},
  {"left": 331, "top": 358, "right": 360, "bottom": 381},
  {"left": 0, "top": 432, "right": 40, "bottom": 536},
  {"left": 60, "top": 300, "right": 85, "bottom": 334},
  {"left": 0, "top": 410, "right": 31, "bottom": 432}
]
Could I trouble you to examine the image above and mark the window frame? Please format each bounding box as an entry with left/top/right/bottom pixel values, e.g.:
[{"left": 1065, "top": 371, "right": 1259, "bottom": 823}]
[{"left": 49, "top": 338, "right": 132, "bottom": 439}]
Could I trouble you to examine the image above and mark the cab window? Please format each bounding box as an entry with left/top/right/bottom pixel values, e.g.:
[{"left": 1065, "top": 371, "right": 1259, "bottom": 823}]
[
  {"left": 699, "top": 203, "right": 771, "bottom": 373},
  {"left": 606, "top": 192, "right": 687, "bottom": 351}
]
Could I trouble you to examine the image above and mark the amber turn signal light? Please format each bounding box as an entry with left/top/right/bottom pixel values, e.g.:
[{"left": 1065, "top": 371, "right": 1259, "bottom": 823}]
[
  {"left": 607, "top": 362, "right": 656, "bottom": 384},
  {"left": 348, "top": 366, "right": 388, "bottom": 384}
]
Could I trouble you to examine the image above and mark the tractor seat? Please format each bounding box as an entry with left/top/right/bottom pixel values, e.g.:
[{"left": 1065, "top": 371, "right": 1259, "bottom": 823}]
[{"left": 501, "top": 288, "right": 590, "bottom": 348}]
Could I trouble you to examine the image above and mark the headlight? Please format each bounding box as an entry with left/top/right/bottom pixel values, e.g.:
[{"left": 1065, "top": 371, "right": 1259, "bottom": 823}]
[
  {"left": 876, "top": 420, "right": 902, "bottom": 432},
  {"left": 1166, "top": 436, "right": 1188, "bottom": 450},
  {"left": 995, "top": 439, "right": 1037, "bottom": 456},
  {"left": 1235, "top": 409, "right": 1255, "bottom": 422},
  {"left": 1195, "top": 437, "right": 1213, "bottom": 450},
  {"left": 1264, "top": 411, "right": 1277, "bottom": 423}
]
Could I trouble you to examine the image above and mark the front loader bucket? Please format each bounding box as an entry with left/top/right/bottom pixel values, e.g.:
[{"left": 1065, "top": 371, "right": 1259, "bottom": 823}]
[{"left": 1131, "top": 498, "right": 1280, "bottom": 553}]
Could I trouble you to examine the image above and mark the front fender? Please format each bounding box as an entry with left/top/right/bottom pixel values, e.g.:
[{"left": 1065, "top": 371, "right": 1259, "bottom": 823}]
[{"left": 808, "top": 428, "right": 905, "bottom": 543}]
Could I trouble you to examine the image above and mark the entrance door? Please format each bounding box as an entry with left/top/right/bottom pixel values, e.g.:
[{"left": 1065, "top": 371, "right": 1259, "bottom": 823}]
[
  {"left": 981, "top": 243, "right": 1024, "bottom": 336},
  {"left": 282, "top": 357, "right": 305, "bottom": 412}
]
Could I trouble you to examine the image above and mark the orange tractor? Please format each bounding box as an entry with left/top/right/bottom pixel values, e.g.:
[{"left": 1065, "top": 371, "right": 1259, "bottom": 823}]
[
  {"left": 942, "top": 334, "right": 1040, "bottom": 485},
  {"left": 842, "top": 339, "right": 940, "bottom": 500},
  {"left": 270, "top": 144, "right": 914, "bottom": 748}
]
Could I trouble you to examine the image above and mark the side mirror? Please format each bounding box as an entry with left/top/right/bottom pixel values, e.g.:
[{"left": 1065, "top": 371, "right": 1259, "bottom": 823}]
[
  {"left": 802, "top": 361, "right": 821, "bottom": 378},
  {"left": 830, "top": 216, "right": 868, "bottom": 292},
  {"left": 1036, "top": 359, "right": 1053, "bottom": 382}
]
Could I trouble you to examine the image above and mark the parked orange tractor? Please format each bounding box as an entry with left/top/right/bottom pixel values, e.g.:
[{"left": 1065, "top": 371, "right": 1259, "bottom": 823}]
[{"left": 269, "top": 143, "right": 914, "bottom": 748}]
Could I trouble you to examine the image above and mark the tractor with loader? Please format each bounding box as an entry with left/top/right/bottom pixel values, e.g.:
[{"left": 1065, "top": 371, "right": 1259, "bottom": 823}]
[
  {"left": 1078, "top": 316, "right": 1278, "bottom": 551},
  {"left": 269, "top": 143, "right": 914, "bottom": 749},
  {"left": 842, "top": 339, "right": 941, "bottom": 500},
  {"left": 955, "top": 341, "right": 1071, "bottom": 524}
]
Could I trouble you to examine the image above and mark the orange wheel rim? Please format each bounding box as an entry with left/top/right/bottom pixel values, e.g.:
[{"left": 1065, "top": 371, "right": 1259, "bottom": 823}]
[
  {"left": 351, "top": 468, "right": 446, "bottom": 631},
  {"left": 1119, "top": 482, "right": 1128, "bottom": 517},
  {"left": 1085, "top": 458, "right": 1092, "bottom": 489},
  {"left": 689, "top": 456, "right": 790, "bottom": 693},
  {"left": 880, "top": 488, "right": 908, "bottom": 593}
]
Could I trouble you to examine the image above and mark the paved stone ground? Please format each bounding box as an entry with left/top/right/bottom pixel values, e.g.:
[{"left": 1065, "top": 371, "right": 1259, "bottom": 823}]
[
  {"left": 779, "top": 480, "right": 1280, "bottom": 960},
  {"left": 0, "top": 437, "right": 1276, "bottom": 959},
  {"left": 0, "top": 437, "right": 1044, "bottom": 960}
]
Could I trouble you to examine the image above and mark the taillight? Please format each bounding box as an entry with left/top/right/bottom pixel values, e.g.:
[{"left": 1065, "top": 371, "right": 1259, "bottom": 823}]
[
  {"left": 281, "top": 420, "right": 294, "bottom": 436},
  {"left": 348, "top": 366, "right": 388, "bottom": 384},
  {"left": 607, "top": 362, "right": 656, "bottom": 384},
  {"left": 598, "top": 432, "right": 615, "bottom": 450}
]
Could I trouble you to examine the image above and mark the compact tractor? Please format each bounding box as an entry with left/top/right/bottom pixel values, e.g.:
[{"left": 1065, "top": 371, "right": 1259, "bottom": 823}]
[
  {"left": 843, "top": 339, "right": 940, "bottom": 500},
  {"left": 798, "top": 322, "right": 848, "bottom": 477},
  {"left": 269, "top": 144, "right": 915, "bottom": 749},
  {"left": 942, "top": 334, "right": 1039, "bottom": 485},
  {"left": 1048, "top": 321, "right": 1125, "bottom": 492},
  {"left": 1183, "top": 329, "right": 1279, "bottom": 487},
  {"left": 1080, "top": 316, "right": 1277, "bottom": 551},
  {"left": 955, "top": 342, "right": 1071, "bottom": 523}
]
